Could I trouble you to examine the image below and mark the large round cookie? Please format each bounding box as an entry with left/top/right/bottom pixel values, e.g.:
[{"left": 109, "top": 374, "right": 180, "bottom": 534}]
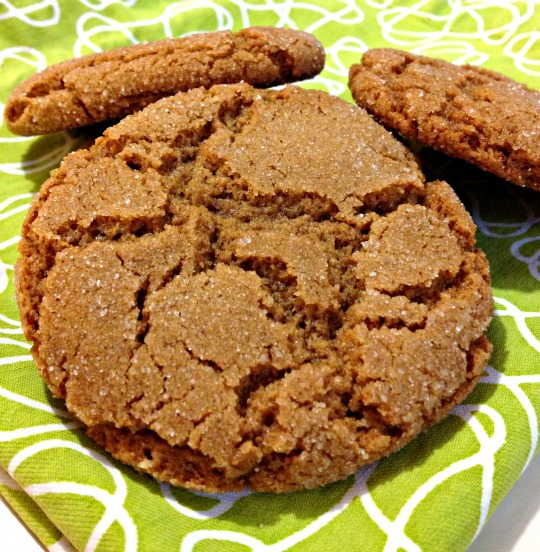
[
  {"left": 349, "top": 48, "right": 540, "bottom": 192},
  {"left": 4, "top": 26, "right": 324, "bottom": 135},
  {"left": 16, "top": 83, "right": 493, "bottom": 492}
]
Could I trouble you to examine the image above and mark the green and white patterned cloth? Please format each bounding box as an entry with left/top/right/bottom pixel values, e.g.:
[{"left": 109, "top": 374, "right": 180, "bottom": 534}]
[{"left": 1, "top": 1, "right": 539, "bottom": 551}]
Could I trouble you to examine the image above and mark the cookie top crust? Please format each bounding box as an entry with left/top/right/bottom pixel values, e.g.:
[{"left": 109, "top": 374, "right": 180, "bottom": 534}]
[
  {"left": 349, "top": 48, "right": 540, "bottom": 191},
  {"left": 16, "top": 83, "right": 493, "bottom": 492},
  {"left": 4, "top": 26, "right": 324, "bottom": 136}
]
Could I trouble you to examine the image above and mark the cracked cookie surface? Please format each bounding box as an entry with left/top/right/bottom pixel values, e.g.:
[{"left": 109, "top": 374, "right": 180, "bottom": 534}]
[
  {"left": 4, "top": 26, "right": 324, "bottom": 136},
  {"left": 16, "top": 83, "right": 493, "bottom": 492},
  {"left": 349, "top": 48, "right": 540, "bottom": 192}
]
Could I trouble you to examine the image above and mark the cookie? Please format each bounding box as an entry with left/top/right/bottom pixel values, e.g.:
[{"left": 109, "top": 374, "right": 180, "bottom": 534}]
[
  {"left": 349, "top": 48, "right": 540, "bottom": 192},
  {"left": 16, "top": 83, "right": 493, "bottom": 493},
  {"left": 4, "top": 26, "right": 324, "bottom": 136}
]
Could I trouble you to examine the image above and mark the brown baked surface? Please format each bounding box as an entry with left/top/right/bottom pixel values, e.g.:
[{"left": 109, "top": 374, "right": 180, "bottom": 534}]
[
  {"left": 4, "top": 26, "right": 324, "bottom": 136},
  {"left": 16, "top": 83, "right": 493, "bottom": 492},
  {"left": 348, "top": 48, "right": 540, "bottom": 192}
]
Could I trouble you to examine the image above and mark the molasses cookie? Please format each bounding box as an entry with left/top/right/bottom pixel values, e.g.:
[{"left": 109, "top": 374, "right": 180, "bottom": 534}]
[
  {"left": 349, "top": 48, "right": 540, "bottom": 191},
  {"left": 16, "top": 83, "right": 493, "bottom": 492},
  {"left": 4, "top": 26, "right": 324, "bottom": 136}
]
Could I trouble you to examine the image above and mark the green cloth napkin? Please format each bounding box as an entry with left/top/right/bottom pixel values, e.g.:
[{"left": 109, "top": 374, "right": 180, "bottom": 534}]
[{"left": 1, "top": 1, "right": 539, "bottom": 551}]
